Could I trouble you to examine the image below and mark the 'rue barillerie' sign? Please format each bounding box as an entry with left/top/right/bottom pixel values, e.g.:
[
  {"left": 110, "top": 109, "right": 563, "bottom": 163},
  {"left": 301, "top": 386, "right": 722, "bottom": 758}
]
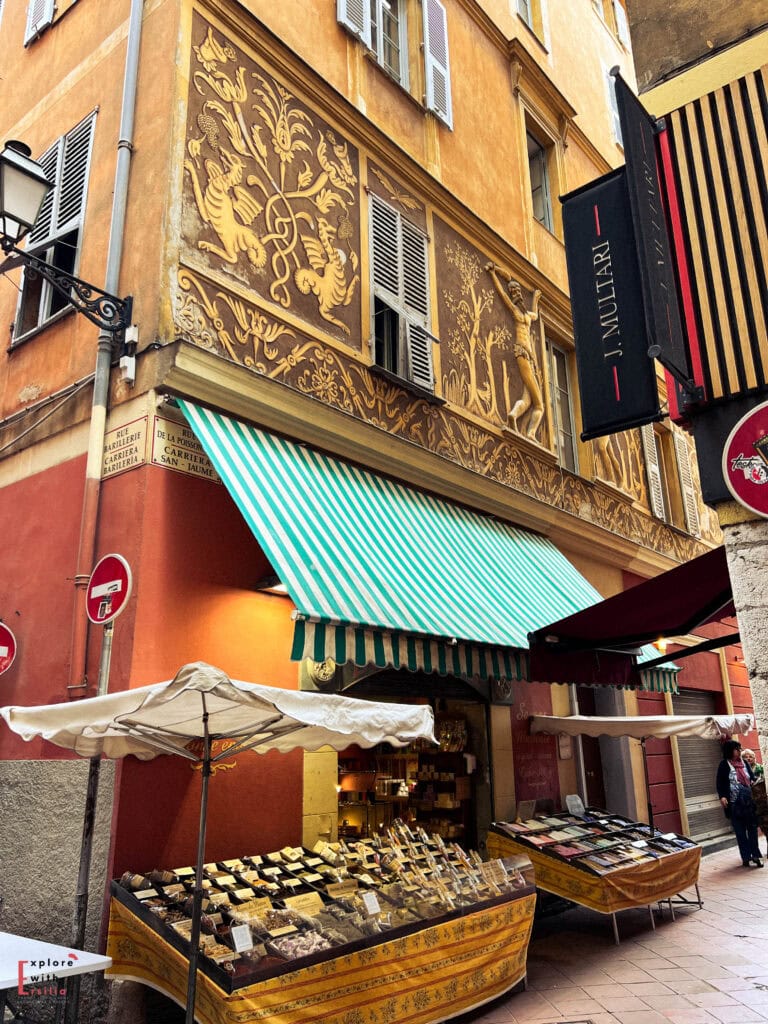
[{"left": 562, "top": 167, "right": 661, "bottom": 441}]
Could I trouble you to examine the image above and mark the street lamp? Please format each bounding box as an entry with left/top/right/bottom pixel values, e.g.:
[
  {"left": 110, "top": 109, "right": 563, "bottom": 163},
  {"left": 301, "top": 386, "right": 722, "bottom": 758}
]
[{"left": 0, "top": 140, "right": 132, "bottom": 332}]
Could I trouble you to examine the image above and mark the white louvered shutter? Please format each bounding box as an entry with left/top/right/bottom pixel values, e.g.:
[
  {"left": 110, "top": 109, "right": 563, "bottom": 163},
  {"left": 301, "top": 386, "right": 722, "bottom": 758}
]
[
  {"left": 26, "top": 140, "right": 61, "bottom": 248},
  {"left": 423, "top": 0, "right": 453, "bottom": 129},
  {"left": 56, "top": 115, "right": 95, "bottom": 235},
  {"left": 641, "top": 424, "right": 666, "bottom": 520},
  {"left": 337, "top": 0, "right": 372, "bottom": 47},
  {"left": 606, "top": 70, "right": 623, "bottom": 146},
  {"left": 27, "top": 115, "right": 95, "bottom": 250},
  {"left": 613, "top": 0, "right": 631, "bottom": 47},
  {"left": 673, "top": 428, "right": 701, "bottom": 537},
  {"left": 24, "top": 0, "right": 54, "bottom": 44},
  {"left": 401, "top": 220, "right": 433, "bottom": 390},
  {"left": 370, "top": 194, "right": 401, "bottom": 304}
]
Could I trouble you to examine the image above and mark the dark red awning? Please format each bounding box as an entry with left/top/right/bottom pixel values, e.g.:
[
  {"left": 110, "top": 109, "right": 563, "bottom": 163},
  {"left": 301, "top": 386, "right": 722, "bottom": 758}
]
[{"left": 528, "top": 546, "right": 736, "bottom": 687}]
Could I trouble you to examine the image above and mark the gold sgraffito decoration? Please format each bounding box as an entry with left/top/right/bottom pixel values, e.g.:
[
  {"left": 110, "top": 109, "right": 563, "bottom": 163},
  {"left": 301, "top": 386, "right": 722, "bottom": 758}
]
[
  {"left": 183, "top": 19, "right": 361, "bottom": 340},
  {"left": 592, "top": 432, "right": 644, "bottom": 501},
  {"left": 187, "top": 737, "right": 238, "bottom": 774},
  {"left": 174, "top": 265, "right": 708, "bottom": 562}
]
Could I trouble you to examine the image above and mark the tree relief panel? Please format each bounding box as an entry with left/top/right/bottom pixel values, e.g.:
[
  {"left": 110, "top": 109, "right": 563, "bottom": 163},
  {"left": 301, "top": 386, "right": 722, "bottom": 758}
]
[
  {"left": 592, "top": 430, "right": 644, "bottom": 503},
  {"left": 434, "top": 219, "right": 548, "bottom": 447},
  {"left": 175, "top": 266, "right": 706, "bottom": 566},
  {"left": 183, "top": 16, "right": 362, "bottom": 344}
]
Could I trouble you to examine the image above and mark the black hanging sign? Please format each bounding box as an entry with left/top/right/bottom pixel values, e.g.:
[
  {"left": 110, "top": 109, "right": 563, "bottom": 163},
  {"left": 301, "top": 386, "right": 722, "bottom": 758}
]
[
  {"left": 612, "top": 71, "right": 696, "bottom": 408},
  {"left": 562, "top": 168, "right": 661, "bottom": 441}
]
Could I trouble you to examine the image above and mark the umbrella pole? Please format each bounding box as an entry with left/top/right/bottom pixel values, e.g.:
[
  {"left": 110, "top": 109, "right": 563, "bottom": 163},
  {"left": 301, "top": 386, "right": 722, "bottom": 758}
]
[
  {"left": 186, "top": 708, "right": 210, "bottom": 1024},
  {"left": 641, "top": 737, "right": 655, "bottom": 833}
]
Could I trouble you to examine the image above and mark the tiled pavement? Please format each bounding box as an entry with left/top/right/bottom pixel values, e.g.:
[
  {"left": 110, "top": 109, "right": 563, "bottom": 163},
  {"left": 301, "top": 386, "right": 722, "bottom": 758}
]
[{"left": 458, "top": 846, "right": 768, "bottom": 1024}]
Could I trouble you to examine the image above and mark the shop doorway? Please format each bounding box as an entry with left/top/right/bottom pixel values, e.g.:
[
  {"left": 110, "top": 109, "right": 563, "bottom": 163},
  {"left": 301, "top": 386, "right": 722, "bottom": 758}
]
[
  {"left": 334, "top": 671, "right": 490, "bottom": 851},
  {"left": 576, "top": 685, "right": 607, "bottom": 809},
  {"left": 672, "top": 689, "right": 729, "bottom": 841}
]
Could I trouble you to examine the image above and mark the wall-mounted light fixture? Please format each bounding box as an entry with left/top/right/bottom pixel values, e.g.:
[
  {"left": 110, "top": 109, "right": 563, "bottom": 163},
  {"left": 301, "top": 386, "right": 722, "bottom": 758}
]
[
  {"left": 0, "top": 140, "right": 133, "bottom": 333},
  {"left": 255, "top": 574, "right": 289, "bottom": 595}
]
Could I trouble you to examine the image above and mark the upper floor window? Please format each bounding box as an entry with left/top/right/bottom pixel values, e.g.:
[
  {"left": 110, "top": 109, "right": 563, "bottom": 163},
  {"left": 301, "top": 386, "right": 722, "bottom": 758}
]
[
  {"left": 337, "top": 0, "right": 452, "bottom": 128},
  {"left": 516, "top": 0, "right": 532, "bottom": 26},
  {"left": 13, "top": 113, "right": 96, "bottom": 343},
  {"left": 641, "top": 423, "right": 700, "bottom": 535},
  {"left": 369, "top": 192, "right": 434, "bottom": 391},
  {"left": 527, "top": 131, "right": 553, "bottom": 232},
  {"left": 24, "top": 0, "right": 55, "bottom": 44},
  {"left": 593, "top": 0, "right": 631, "bottom": 48},
  {"left": 547, "top": 340, "right": 578, "bottom": 472}
]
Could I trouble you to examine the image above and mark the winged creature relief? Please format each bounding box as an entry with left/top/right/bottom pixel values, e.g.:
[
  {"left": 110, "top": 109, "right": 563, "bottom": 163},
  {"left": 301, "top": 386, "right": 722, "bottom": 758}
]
[
  {"left": 184, "top": 148, "right": 266, "bottom": 268},
  {"left": 184, "top": 25, "right": 360, "bottom": 335}
]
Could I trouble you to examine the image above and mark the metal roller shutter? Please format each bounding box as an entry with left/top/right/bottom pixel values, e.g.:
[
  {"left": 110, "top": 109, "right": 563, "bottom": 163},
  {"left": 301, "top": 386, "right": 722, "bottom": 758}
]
[{"left": 672, "top": 690, "right": 729, "bottom": 841}]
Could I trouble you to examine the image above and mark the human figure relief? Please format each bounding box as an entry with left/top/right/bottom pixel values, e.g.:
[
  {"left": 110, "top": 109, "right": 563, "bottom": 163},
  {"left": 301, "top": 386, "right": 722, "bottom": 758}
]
[
  {"left": 294, "top": 217, "right": 359, "bottom": 334},
  {"left": 485, "top": 263, "right": 544, "bottom": 439},
  {"left": 184, "top": 148, "right": 267, "bottom": 268}
]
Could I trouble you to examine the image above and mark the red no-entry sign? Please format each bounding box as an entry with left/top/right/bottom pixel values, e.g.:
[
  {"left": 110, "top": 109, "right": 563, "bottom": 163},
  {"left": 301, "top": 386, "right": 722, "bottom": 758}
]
[
  {"left": 86, "top": 554, "right": 133, "bottom": 625},
  {"left": 0, "top": 621, "right": 17, "bottom": 674}
]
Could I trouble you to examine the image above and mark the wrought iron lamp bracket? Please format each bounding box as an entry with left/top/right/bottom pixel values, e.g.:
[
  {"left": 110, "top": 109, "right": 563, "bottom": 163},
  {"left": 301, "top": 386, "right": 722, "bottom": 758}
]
[{"left": 2, "top": 240, "right": 132, "bottom": 334}]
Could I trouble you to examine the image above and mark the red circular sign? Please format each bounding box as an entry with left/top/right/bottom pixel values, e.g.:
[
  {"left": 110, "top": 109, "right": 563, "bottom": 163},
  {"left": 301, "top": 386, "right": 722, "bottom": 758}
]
[
  {"left": 86, "top": 554, "right": 133, "bottom": 625},
  {"left": 723, "top": 400, "right": 768, "bottom": 517},
  {"left": 0, "top": 622, "right": 17, "bottom": 675}
]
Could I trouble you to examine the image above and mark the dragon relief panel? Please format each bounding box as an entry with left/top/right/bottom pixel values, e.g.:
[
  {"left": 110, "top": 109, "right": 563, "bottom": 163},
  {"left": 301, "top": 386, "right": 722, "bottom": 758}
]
[{"left": 182, "top": 16, "right": 361, "bottom": 342}]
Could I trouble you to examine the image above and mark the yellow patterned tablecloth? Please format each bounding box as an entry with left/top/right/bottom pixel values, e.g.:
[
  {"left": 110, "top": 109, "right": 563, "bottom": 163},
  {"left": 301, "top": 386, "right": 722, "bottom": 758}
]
[
  {"left": 487, "top": 831, "right": 700, "bottom": 914},
  {"left": 106, "top": 892, "right": 536, "bottom": 1024}
]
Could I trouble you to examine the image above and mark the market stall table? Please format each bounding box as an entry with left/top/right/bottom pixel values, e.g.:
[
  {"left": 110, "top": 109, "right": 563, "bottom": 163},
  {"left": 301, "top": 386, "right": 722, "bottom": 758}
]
[
  {"left": 487, "top": 815, "right": 701, "bottom": 944},
  {"left": 106, "top": 879, "right": 536, "bottom": 1024}
]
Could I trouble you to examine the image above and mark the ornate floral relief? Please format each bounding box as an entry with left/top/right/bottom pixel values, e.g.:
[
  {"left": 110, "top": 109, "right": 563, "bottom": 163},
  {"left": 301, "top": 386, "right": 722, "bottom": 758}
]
[
  {"left": 369, "top": 166, "right": 421, "bottom": 214},
  {"left": 183, "top": 19, "right": 361, "bottom": 342},
  {"left": 174, "top": 267, "right": 706, "bottom": 564},
  {"left": 592, "top": 430, "right": 644, "bottom": 501}
]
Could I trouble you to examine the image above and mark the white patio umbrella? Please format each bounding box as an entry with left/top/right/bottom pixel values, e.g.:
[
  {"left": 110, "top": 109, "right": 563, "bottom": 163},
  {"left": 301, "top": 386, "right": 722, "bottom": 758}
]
[{"left": 1, "top": 661, "right": 436, "bottom": 1024}]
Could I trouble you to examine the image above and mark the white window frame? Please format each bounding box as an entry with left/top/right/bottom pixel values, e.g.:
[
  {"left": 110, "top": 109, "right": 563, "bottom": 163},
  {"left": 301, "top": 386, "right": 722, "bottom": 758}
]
[
  {"left": 672, "top": 427, "right": 701, "bottom": 537},
  {"left": 14, "top": 113, "right": 96, "bottom": 343},
  {"left": 641, "top": 423, "right": 670, "bottom": 523},
  {"left": 516, "top": 0, "right": 532, "bottom": 27},
  {"left": 612, "top": 0, "right": 631, "bottom": 47},
  {"left": 547, "top": 340, "right": 578, "bottom": 473},
  {"left": 527, "top": 131, "right": 553, "bottom": 231},
  {"left": 369, "top": 193, "right": 434, "bottom": 391},
  {"left": 371, "top": 0, "right": 409, "bottom": 87},
  {"left": 24, "top": 0, "right": 55, "bottom": 44}
]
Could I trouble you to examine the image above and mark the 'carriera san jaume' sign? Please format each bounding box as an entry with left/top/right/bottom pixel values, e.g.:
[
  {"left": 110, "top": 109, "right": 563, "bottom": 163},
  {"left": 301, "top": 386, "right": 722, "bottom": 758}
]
[
  {"left": 562, "top": 167, "right": 661, "bottom": 441},
  {"left": 102, "top": 414, "right": 219, "bottom": 482}
]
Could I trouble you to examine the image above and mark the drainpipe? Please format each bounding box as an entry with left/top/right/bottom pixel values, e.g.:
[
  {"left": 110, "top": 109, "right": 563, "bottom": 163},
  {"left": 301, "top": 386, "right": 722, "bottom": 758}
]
[
  {"left": 68, "top": 0, "right": 143, "bottom": 696},
  {"left": 64, "top": 3, "right": 144, "bottom": 1022}
]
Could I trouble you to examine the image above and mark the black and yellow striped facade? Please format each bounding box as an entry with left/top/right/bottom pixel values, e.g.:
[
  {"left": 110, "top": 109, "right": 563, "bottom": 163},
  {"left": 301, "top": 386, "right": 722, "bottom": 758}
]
[{"left": 664, "top": 63, "right": 768, "bottom": 406}]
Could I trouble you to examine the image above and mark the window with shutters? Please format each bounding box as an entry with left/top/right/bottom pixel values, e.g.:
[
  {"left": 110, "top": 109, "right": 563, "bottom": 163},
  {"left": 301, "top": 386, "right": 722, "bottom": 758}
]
[
  {"left": 369, "top": 193, "right": 435, "bottom": 392},
  {"left": 641, "top": 422, "right": 700, "bottom": 535},
  {"left": 24, "top": 0, "right": 55, "bottom": 44},
  {"left": 13, "top": 113, "right": 96, "bottom": 344},
  {"left": 605, "top": 68, "right": 624, "bottom": 148},
  {"left": 526, "top": 131, "right": 553, "bottom": 232},
  {"left": 337, "top": 0, "right": 452, "bottom": 128},
  {"left": 546, "top": 339, "right": 578, "bottom": 472},
  {"left": 515, "top": 0, "right": 544, "bottom": 38},
  {"left": 593, "top": 0, "right": 632, "bottom": 49}
]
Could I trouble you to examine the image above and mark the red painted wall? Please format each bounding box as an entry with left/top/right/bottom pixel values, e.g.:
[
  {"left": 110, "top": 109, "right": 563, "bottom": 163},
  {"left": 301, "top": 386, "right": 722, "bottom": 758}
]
[{"left": 511, "top": 681, "right": 557, "bottom": 806}]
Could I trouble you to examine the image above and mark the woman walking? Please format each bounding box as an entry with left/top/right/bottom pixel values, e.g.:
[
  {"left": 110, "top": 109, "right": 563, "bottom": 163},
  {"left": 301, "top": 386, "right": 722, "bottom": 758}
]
[{"left": 716, "top": 739, "right": 763, "bottom": 868}]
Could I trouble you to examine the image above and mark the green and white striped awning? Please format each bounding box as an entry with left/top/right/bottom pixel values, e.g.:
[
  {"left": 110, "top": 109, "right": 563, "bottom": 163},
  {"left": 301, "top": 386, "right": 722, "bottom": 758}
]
[{"left": 179, "top": 401, "right": 677, "bottom": 692}]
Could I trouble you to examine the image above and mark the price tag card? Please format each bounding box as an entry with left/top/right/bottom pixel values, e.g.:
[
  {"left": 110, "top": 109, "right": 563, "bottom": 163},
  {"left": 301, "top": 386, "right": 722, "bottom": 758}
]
[
  {"left": 361, "top": 891, "right": 381, "bottom": 916},
  {"left": 631, "top": 840, "right": 648, "bottom": 848},
  {"left": 162, "top": 883, "right": 185, "bottom": 897},
  {"left": 134, "top": 888, "right": 158, "bottom": 900},
  {"left": 662, "top": 832, "right": 678, "bottom": 840},
  {"left": 246, "top": 855, "right": 263, "bottom": 866},
  {"left": 285, "top": 862, "right": 304, "bottom": 872},
  {"left": 222, "top": 859, "right": 246, "bottom": 870},
  {"left": 204, "top": 862, "right": 219, "bottom": 872},
  {"left": 262, "top": 867, "right": 283, "bottom": 877},
  {"left": 233, "top": 888, "right": 255, "bottom": 901},
  {"left": 303, "top": 873, "right": 323, "bottom": 883},
  {"left": 231, "top": 923, "right": 254, "bottom": 952},
  {"left": 305, "top": 857, "right": 323, "bottom": 867},
  {"left": 268, "top": 925, "right": 298, "bottom": 937},
  {"left": 215, "top": 874, "right": 236, "bottom": 887},
  {"left": 326, "top": 880, "right": 359, "bottom": 898},
  {"left": 174, "top": 866, "right": 194, "bottom": 877},
  {"left": 284, "top": 891, "right": 324, "bottom": 916}
]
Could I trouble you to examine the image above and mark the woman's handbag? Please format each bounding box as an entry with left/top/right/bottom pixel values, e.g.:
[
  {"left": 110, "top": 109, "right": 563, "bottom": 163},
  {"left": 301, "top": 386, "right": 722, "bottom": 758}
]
[{"left": 732, "top": 783, "right": 756, "bottom": 820}]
